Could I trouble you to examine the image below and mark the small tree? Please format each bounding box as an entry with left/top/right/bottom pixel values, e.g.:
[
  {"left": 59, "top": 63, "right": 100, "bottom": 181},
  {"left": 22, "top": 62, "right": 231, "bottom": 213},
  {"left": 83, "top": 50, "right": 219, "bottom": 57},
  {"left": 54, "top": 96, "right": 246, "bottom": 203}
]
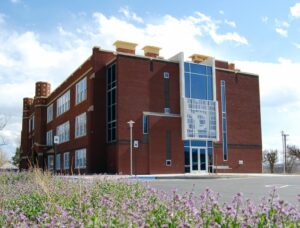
[
  {"left": 263, "top": 149, "right": 278, "bottom": 173},
  {"left": 12, "top": 147, "right": 21, "bottom": 166},
  {"left": 287, "top": 145, "right": 300, "bottom": 160},
  {"left": 285, "top": 145, "right": 300, "bottom": 173}
]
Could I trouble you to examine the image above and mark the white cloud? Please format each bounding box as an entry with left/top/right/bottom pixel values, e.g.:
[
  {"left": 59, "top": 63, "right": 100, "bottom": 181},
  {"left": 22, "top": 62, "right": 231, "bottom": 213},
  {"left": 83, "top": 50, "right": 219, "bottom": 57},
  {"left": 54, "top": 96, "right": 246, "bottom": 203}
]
[
  {"left": 262, "top": 16, "right": 268, "bottom": 23},
  {"left": 57, "top": 25, "right": 73, "bottom": 36},
  {"left": 219, "top": 10, "right": 224, "bottom": 15},
  {"left": 275, "top": 19, "right": 289, "bottom": 28},
  {"left": 290, "top": 3, "right": 300, "bottom": 17},
  {"left": 294, "top": 42, "right": 300, "bottom": 48},
  {"left": 119, "top": 7, "right": 144, "bottom": 23},
  {"left": 224, "top": 19, "right": 236, "bottom": 28},
  {"left": 282, "top": 21, "right": 290, "bottom": 27},
  {"left": 278, "top": 57, "right": 292, "bottom": 64},
  {"left": 10, "top": 0, "right": 21, "bottom": 3},
  {"left": 275, "top": 28, "right": 288, "bottom": 37},
  {"left": 209, "top": 30, "right": 248, "bottom": 44}
]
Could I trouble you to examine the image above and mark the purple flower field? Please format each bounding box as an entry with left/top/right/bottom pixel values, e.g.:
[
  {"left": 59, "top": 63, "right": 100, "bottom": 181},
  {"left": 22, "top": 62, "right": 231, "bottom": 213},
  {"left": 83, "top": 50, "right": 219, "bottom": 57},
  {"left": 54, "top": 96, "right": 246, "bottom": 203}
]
[{"left": 0, "top": 170, "right": 299, "bottom": 227}]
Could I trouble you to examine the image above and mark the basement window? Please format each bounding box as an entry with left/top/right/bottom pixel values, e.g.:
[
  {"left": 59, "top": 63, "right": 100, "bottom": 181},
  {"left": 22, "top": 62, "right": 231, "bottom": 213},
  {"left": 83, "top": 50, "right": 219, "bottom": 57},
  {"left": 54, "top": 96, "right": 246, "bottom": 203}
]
[{"left": 166, "top": 160, "right": 172, "bottom": 166}]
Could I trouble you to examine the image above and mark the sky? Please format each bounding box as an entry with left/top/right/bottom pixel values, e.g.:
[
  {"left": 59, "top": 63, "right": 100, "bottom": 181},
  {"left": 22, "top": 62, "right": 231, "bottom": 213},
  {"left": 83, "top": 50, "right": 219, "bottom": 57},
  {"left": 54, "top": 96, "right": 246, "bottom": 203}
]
[{"left": 1, "top": 0, "right": 300, "bottom": 161}]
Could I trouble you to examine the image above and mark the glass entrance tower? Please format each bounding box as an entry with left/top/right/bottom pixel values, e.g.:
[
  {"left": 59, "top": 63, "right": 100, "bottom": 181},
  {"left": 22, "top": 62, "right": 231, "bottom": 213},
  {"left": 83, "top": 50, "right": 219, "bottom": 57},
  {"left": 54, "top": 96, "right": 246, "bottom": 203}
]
[{"left": 173, "top": 53, "right": 219, "bottom": 173}]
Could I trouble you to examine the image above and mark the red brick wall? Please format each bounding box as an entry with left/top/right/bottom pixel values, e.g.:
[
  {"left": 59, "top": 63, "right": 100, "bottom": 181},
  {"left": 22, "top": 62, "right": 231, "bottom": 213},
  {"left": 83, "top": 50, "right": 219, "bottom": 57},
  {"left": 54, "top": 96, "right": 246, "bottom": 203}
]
[
  {"left": 115, "top": 55, "right": 182, "bottom": 174},
  {"left": 90, "top": 49, "right": 115, "bottom": 173},
  {"left": 148, "top": 116, "right": 184, "bottom": 174},
  {"left": 215, "top": 69, "right": 262, "bottom": 173}
]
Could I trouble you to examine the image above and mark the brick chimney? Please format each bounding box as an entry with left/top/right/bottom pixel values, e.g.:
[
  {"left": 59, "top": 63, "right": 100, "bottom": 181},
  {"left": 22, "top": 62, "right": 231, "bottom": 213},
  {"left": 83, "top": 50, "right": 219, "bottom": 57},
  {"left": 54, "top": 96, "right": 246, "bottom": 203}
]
[
  {"left": 35, "top": 82, "right": 51, "bottom": 97},
  {"left": 113, "top": 40, "right": 138, "bottom": 54},
  {"left": 142, "top": 45, "right": 161, "bottom": 58},
  {"left": 228, "top": 63, "right": 235, "bottom": 70},
  {"left": 189, "top": 54, "right": 210, "bottom": 63},
  {"left": 23, "top": 97, "right": 33, "bottom": 111}
]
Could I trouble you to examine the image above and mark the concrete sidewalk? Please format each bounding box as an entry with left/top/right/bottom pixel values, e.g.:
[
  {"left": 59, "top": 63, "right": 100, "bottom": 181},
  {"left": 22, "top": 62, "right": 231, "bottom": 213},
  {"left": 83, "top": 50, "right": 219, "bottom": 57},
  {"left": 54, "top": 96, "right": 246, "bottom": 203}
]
[
  {"left": 57, "top": 172, "right": 300, "bottom": 182},
  {"left": 129, "top": 172, "right": 300, "bottom": 180}
]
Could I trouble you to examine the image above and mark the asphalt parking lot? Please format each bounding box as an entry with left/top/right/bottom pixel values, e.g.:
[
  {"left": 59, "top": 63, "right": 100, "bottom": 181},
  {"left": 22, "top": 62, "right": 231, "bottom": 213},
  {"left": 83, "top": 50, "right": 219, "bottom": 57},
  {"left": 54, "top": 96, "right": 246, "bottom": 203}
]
[{"left": 144, "top": 175, "right": 300, "bottom": 205}]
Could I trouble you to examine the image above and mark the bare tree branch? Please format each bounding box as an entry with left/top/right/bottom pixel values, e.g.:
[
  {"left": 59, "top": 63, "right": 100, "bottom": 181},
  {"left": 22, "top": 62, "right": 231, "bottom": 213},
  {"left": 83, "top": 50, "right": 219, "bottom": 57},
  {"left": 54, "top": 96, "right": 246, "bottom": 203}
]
[
  {"left": 263, "top": 149, "right": 278, "bottom": 173},
  {"left": 0, "top": 148, "right": 8, "bottom": 166},
  {"left": 0, "top": 115, "right": 8, "bottom": 146},
  {"left": 288, "top": 145, "right": 300, "bottom": 160}
]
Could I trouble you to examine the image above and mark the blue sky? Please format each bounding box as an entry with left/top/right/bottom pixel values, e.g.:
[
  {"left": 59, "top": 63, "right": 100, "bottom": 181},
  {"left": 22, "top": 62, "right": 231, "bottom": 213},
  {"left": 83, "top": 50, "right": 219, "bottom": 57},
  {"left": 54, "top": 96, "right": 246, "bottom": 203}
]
[{"left": 1, "top": 0, "right": 300, "bottom": 161}]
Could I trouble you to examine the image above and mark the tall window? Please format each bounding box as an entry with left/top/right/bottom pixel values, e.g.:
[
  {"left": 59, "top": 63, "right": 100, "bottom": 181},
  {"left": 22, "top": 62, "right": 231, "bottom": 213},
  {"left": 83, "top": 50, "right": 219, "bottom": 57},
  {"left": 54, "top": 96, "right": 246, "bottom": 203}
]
[
  {"left": 57, "top": 91, "right": 70, "bottom": 116},
  {"left": 46, "top": 130, "right": 53, "bottom": 146},
  {"left": 28, "top": 115, "right": 35, "bottom": 132},
  {"left": 107, "top": 63, "right": 116, "bottom": 143},
  {"left": 75, "top": 148, "right": 86, "bottom": 169},
  {"left": 75, "top": 112, "right": 86, "bottom": 138},
  {"left": 48, "top": 155, "right": 54, "bottom": 170},
  {"left": 47, "top": 104, "right": 53, "bottom": 123},
  {"left": 64, "top": 152, "right": 69, "bottom": 170},
  {"left": 143, "top": 115, "right": 148, "bottom": 134},
  {"left": 221, "top": 80, "right": 228, "bottom": 160},
  {"left": 76, "top": 77, "right": 87, "bottom": 104},
  {"left": 183, "top": 62, "right": 217, "bottom": 140},
  {"left": 184, "top": 63, "right": 213, "bottom": 100},
  {"left": 56, "top": 121, "right": 70, "bottom": 144},
  {"left": 56, "top": 154, "right": 61, "bottom": 170}
]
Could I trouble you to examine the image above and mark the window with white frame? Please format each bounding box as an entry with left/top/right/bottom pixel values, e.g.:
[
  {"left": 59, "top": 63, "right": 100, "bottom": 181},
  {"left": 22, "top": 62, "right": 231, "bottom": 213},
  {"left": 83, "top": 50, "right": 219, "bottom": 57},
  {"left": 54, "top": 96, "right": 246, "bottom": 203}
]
[
  {"left": 76, "top": 77, "right": 87, "bottom": 104},
  {"left": 64, "top": 152, "right": 69, "bottom": 170},
  {"left": 28, "top": 115, "right": 35, "bottom": 132},
  {"left": 56, "top": 121, "right": 70, "bottom": 144},
  {"left": 75, "top": 148, "right": 86, "bottom": 169},
  {"left": 75, "top": 112, "right": 86, "bottom": 138},
  {"left": 46, "top": 130, "right": 53, "bottom": 146},
  {"left": 57, "top": 91, "right": 70, "bottom": 116},
  {"left": 48, "top": 155, "right": 54, "bottom": 170},
  {"left": 56, "top": 154, "right": 61, "bottom": 170},
  {"left": 47, "top": 104, "right": 53, "bottom": 123}
]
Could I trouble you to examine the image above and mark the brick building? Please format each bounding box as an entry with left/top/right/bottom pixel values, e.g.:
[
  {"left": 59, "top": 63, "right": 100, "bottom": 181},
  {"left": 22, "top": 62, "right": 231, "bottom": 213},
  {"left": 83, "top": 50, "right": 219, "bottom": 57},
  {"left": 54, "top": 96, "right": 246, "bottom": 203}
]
[{"left": 20, "top": 41, "right": 262, "bottom": 174}]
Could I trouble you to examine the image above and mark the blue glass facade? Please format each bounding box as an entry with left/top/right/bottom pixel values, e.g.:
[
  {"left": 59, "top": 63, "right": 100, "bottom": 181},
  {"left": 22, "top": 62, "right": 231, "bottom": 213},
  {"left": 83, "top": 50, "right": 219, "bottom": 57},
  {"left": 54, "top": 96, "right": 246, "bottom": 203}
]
[
  {"left": 183, "top": 61, "right": 216, "bottom": 172},
  {"left": 184, "top": 63, "right": 213, "bottom": 100}
]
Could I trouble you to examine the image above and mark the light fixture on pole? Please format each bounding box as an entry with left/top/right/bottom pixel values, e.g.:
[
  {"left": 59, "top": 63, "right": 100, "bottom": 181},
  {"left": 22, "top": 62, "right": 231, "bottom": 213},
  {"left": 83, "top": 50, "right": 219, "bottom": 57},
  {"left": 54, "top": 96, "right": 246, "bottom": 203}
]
[
  {"left": 281, "top": 131, "right": 288, "bottom": 174},
  {"left": 127, "top": 120, "right": 135, "bottom": 176},
  {"left": 53, "top": 135, "right": 59, "bottom": 174}
]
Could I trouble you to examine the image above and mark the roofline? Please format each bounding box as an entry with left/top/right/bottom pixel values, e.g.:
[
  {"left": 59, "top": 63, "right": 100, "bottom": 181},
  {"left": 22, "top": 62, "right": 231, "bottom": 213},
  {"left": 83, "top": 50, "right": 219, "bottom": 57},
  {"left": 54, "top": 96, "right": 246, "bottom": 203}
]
[
  {"left": 114, "top": 51, "right": 179, "bottom": 64},
  {"left": 49, "top": 55, "right": 93, "bottom": 97},
  {"left": 215, "top": 67, "right": 259, "bottom": 77}
]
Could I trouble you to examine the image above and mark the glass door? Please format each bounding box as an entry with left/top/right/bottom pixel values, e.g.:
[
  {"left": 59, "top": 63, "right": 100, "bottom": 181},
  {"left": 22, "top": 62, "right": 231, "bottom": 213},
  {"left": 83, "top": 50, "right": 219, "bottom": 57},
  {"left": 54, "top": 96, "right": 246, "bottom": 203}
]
[
  {"left": 190, "top": 147, "right": 208, "bottom": 173},
  {"left": 191, "top": 148, "right": 199, "bottom": 172}
]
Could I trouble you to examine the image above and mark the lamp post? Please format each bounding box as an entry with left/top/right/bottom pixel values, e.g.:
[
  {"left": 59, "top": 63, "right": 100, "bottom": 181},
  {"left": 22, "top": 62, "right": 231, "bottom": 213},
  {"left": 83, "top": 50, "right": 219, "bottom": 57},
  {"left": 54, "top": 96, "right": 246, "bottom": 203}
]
[
  {"left": 53, "top": 136, "right": 59, "bottom": 174},
  {"left": 281, "top": 131, "right": 288, "bottom": 174},
  {"left": 127, "top": 120, "right": 135, "bottom": 176}
]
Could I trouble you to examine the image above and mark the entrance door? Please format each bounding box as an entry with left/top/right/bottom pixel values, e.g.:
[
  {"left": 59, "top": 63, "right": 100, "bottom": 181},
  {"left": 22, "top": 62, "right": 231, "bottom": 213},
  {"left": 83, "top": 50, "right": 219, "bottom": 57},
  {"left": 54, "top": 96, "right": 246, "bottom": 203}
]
[{"left": 191, "top": 147, "right": 208, "bottom": 173}]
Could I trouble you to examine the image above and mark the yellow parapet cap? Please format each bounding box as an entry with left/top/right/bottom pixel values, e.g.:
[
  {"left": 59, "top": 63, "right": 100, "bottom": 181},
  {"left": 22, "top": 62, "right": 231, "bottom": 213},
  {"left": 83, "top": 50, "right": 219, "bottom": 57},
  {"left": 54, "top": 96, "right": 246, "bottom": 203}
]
[
  {"left": 142, "top": 45, "right": 161, "bottom": 56},
  {"left": 113, "top": 40, "right": 138, "bottom": 52},
  {"left": 189, "top": 54, "right": 210, "bottom": 63}
]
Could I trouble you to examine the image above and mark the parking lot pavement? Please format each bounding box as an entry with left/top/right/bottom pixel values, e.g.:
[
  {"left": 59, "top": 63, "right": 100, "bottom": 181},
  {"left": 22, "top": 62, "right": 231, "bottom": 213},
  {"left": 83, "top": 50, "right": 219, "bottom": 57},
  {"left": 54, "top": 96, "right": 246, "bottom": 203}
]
[{"left": 143, "top": 175, "right": 300, "bottom": 204}]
